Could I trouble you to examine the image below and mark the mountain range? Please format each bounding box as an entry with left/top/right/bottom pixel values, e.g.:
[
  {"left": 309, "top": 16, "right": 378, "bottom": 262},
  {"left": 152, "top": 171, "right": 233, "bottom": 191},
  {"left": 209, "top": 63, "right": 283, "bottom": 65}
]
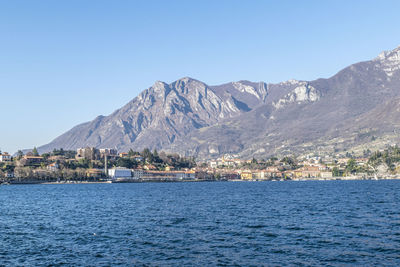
[{"left": 38, "top": 46, "right": 400, "bottom": 159}]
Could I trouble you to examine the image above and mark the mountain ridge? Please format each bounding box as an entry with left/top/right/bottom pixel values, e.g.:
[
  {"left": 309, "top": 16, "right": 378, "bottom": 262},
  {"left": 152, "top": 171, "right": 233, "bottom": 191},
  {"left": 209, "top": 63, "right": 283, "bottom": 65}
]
[{"left": 38, "top": 46, "right": 400, "bottom": 159}]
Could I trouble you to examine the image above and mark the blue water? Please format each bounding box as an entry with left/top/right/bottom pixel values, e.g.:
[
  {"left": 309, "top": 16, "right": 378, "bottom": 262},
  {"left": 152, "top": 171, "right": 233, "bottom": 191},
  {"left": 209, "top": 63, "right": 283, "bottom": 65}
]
[{"left": 0, "top": 180, "right": 399, "bottom": 266}]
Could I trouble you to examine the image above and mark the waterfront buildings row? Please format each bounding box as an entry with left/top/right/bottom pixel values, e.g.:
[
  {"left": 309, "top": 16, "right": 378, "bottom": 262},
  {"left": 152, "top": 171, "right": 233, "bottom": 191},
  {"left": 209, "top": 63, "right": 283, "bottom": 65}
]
[
  {"left": 108, "top": 167, "right": 197, "bottom": 182},
  {"left": 235, "top": 167, "right": 333, "bottom": 180},
  {"left": 206, "top": 155, "right": 376, "bottom": 180},
  {"left": 1, "top": 147, "right": 397, "bottom": 181}
]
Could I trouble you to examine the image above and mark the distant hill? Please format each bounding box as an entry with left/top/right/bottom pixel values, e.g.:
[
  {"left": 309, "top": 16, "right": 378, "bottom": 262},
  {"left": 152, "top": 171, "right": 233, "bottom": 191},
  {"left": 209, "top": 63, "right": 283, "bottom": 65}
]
[{"left": 39, "top": 46, "right": 400, "bottom": 159}]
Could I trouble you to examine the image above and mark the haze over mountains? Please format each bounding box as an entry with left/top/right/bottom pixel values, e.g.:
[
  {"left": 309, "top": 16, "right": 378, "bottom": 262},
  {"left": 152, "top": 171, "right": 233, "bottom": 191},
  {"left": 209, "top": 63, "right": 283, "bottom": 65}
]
[{"left": 39, "top": 46, "right": 400, "bottom": 159}]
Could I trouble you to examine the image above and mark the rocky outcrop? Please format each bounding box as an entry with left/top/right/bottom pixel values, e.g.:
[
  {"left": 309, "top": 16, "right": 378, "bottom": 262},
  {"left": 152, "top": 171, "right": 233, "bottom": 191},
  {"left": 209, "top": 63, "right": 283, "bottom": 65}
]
[{"left": 272, "top": 81, "right": 320, "bottom": 109}]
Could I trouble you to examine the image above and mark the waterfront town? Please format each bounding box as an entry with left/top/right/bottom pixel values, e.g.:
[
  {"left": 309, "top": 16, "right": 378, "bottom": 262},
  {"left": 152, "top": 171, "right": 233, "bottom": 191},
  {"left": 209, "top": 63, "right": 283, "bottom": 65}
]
[{"left": 0, "top": 145, "right": 400, "bottom": 184}]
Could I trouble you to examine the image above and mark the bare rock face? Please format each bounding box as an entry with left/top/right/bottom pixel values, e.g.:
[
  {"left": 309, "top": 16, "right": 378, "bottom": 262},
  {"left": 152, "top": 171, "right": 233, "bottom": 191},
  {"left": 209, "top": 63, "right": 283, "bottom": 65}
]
[
  {"left": 272, "top": 81, "right": 320, "bottom": 109},
  {"left": 39, "top": 46, "right": 400, "bottom": 159},
  {"left": 374, "top": 45, "right": 400, "bottom": 77}
]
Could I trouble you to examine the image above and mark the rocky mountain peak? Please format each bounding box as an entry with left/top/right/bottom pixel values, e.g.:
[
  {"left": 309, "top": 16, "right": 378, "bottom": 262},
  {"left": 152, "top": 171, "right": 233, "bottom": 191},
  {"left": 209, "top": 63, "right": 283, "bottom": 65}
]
[
  {"left": 153, "top": 80, "right": 168, "bottom": 88},
  {"left": 375, "top": 45, "right": 400, "bottom": 61},
  {"left": 177, "top": 76, "right": 197, "bottom": 83},
  {"left": 151, "top": 80, "right": 170, "bottom": 95},
  {"left": 278, "top": 79, "right": 303, "bottom": 86},
  {"left": 374, "top": 45, "right": 400, "bottom": 77},
  {"left": 172, "top": 77, "right": 208, "bottom": 95}
]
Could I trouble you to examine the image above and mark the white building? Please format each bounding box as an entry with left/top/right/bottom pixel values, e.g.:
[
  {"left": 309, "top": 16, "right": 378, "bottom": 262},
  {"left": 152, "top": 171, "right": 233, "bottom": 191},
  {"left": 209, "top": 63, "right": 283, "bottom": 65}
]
[
  {"left": 173, "top": 171, "right": 196, "bottom": 179},
  {"left": 320, "top": 171, "right": 333, "bottom": 178},
  {"left": 0, "top": 152, "right": 11, "bottom": 162},
  {"left": 132, "top": 155, "right": 144, "bottom": 162},
  {"left": 209, "top": 161, "right": 218, "bottom": 168},
  {"left": 108, "top": 167, "right": 132, "bottom": 179},
  {"left": 47, "top": 163, "right": 59, "bottom": 171}
]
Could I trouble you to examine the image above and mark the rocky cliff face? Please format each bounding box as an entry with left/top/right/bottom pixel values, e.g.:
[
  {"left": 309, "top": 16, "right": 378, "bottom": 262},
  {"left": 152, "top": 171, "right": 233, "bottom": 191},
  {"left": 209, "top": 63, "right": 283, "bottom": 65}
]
[{"left": 39, "top": 46, "right": 400, "bottom": 159}]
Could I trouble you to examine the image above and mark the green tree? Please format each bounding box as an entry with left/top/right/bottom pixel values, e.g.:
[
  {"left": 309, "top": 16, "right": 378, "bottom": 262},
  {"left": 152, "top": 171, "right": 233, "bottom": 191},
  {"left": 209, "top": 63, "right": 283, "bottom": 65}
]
[
  {"left": 281, "top": 156, "right": 297, "bottom": 169},
  {"left": 153, "top": 149, "right": 158, "bottom": 158},
  {"left": 332, "top": 167, "right": 342, "bottom": 177},
  {"left": 141, "top": 148, "right": 153, "bottom": 163},
  {"left": 152, "top": 149, "right": 162, "bottom": 163},
  {"left": 346, "top": 159, "right": 357, "bottom": 174},
  {"left": 116, "top": 158, "right": 137, "bottom": 169},
  {"left": 78, "top": 158, "right": 90, "bottom": 168},
  {"left": 32, "top": 147, "right": 39, "bottom": 156}
]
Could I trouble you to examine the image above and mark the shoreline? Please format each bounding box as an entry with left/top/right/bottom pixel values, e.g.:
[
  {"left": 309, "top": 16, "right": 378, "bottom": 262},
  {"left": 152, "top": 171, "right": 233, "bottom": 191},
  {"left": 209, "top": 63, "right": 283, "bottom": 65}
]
[{"left": 3, "top": 177, "right": 400, "bottom": 185}]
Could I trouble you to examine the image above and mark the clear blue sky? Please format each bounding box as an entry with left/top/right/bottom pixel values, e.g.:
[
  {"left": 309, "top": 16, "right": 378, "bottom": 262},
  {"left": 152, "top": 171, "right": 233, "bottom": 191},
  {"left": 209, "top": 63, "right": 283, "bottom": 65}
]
[{"left": 1, "top": 0, "right": 400, "bottom": 154}]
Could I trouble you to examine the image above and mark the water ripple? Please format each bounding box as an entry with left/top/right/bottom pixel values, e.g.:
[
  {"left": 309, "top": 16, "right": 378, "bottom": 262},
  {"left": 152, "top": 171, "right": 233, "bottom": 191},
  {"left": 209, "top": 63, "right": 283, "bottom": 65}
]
[{"left": 0, "top": 180, "right": 399, "bottom": 266}]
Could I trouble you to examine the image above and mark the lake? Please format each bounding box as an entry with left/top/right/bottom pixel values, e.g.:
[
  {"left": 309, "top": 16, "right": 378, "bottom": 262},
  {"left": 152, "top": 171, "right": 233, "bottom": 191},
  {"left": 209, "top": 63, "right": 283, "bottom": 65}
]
[{"left": 0, "top": 180, "right": 399, "bottom": 266}]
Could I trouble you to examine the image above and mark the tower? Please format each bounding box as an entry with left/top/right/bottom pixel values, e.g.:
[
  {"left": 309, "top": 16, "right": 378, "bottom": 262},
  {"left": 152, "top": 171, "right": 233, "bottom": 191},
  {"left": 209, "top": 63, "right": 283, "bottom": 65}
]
[{"left": 104, "top": 154, "right": 108, "bottom": 178}]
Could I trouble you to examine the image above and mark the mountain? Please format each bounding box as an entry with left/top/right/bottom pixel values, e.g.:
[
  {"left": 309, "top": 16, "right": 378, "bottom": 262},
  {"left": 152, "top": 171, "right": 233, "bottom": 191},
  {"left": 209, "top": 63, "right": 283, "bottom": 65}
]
[
  {"left": 39, "top": 46, "right": 400, "bottom": 159},
  {"left": 39, "top": 78, "right": 268, "bottom": 154}
]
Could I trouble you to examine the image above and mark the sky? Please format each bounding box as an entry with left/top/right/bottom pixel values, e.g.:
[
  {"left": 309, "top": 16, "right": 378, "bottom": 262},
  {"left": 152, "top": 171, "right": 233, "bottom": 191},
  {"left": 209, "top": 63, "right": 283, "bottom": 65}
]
[{"left": 1, "top": 0, "right": 400, "bottom": 154}]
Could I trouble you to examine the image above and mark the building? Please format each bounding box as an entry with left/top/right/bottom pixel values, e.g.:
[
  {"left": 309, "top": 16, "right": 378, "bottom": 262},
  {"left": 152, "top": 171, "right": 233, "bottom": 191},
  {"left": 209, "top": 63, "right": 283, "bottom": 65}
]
[
  {"left": 108, "top": 167, "right": 132, "bottom": 179},
  {"left": 195, "top": 170, "right": 216, "bottom": 180},
  {"left": 132, "top": 155, "right": 144, "bottom": 162},
  {"left": 252, "top": 170, "right": 272, "bottom": 180},
  {"left": 209, "top": 156, "right": 242, "bottom": 169},
  {"left": 86, "top": 169, "right": 103, "bottom": 178},
  {"left": 220, "top": 157, "right": 236, "bottom": 167},
  {"left": 219, "top": 172, "right": 239, "bottom": 180},
  {"left": 99, "top": 148, "right": 117, "bottom": 158},
  {"left": 356, "top": 158, "right": 369, "bottom": 166},
  {"left": 47, "top": 163, "right": 59, "bottom": 171},
  {"left": 320, "top": 171, "right": 333, "bottom": 178},
  {"left": 21, "top": 156, "right": 43, "bottom": 166},
  {"left": 240, "top": 170, "right": 253, "bottom": 180},
  {"left": 251, "top": 171, "right": 264, "bottom": 180},
  {"left": 132, "top": 169, "right": 144, "bottom": 179},
  {"left": 263, "top": 167, "right": 282, "bottom": 179},
  {"left": 6, "top": 172, "right": 14, "bottom": 178},
  {"left": 0, "top": 152, "right": 11, "bottom": 162},
  {"left": 130, "top": 169, "right": 196, "bottom": 181},
  {"left": 48, "top": 155, "right": 66, "bottom": 161},
  {"left": 165, "top": 165, "right": 175, "bottom": 171},
  {"left": 209, "top": 161, "right": 218, "bottom": 168},
  {"left": 294, "top": 166, "right": 321, "bottom": 178},
  {"left": 142, "top": 170, "right": 196, "bottom": 181},
  {"left": 144, "top": 164, "right": 157, "bottom": 170},
  {"left": 76, "top": 147, "right": 100, "bottom": 160},
  {"left": 337, "top": 158, "right": 351, "bottom": 165},
  {"left": 178, "top": 170, "right": 196, "bottom": 179}
]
